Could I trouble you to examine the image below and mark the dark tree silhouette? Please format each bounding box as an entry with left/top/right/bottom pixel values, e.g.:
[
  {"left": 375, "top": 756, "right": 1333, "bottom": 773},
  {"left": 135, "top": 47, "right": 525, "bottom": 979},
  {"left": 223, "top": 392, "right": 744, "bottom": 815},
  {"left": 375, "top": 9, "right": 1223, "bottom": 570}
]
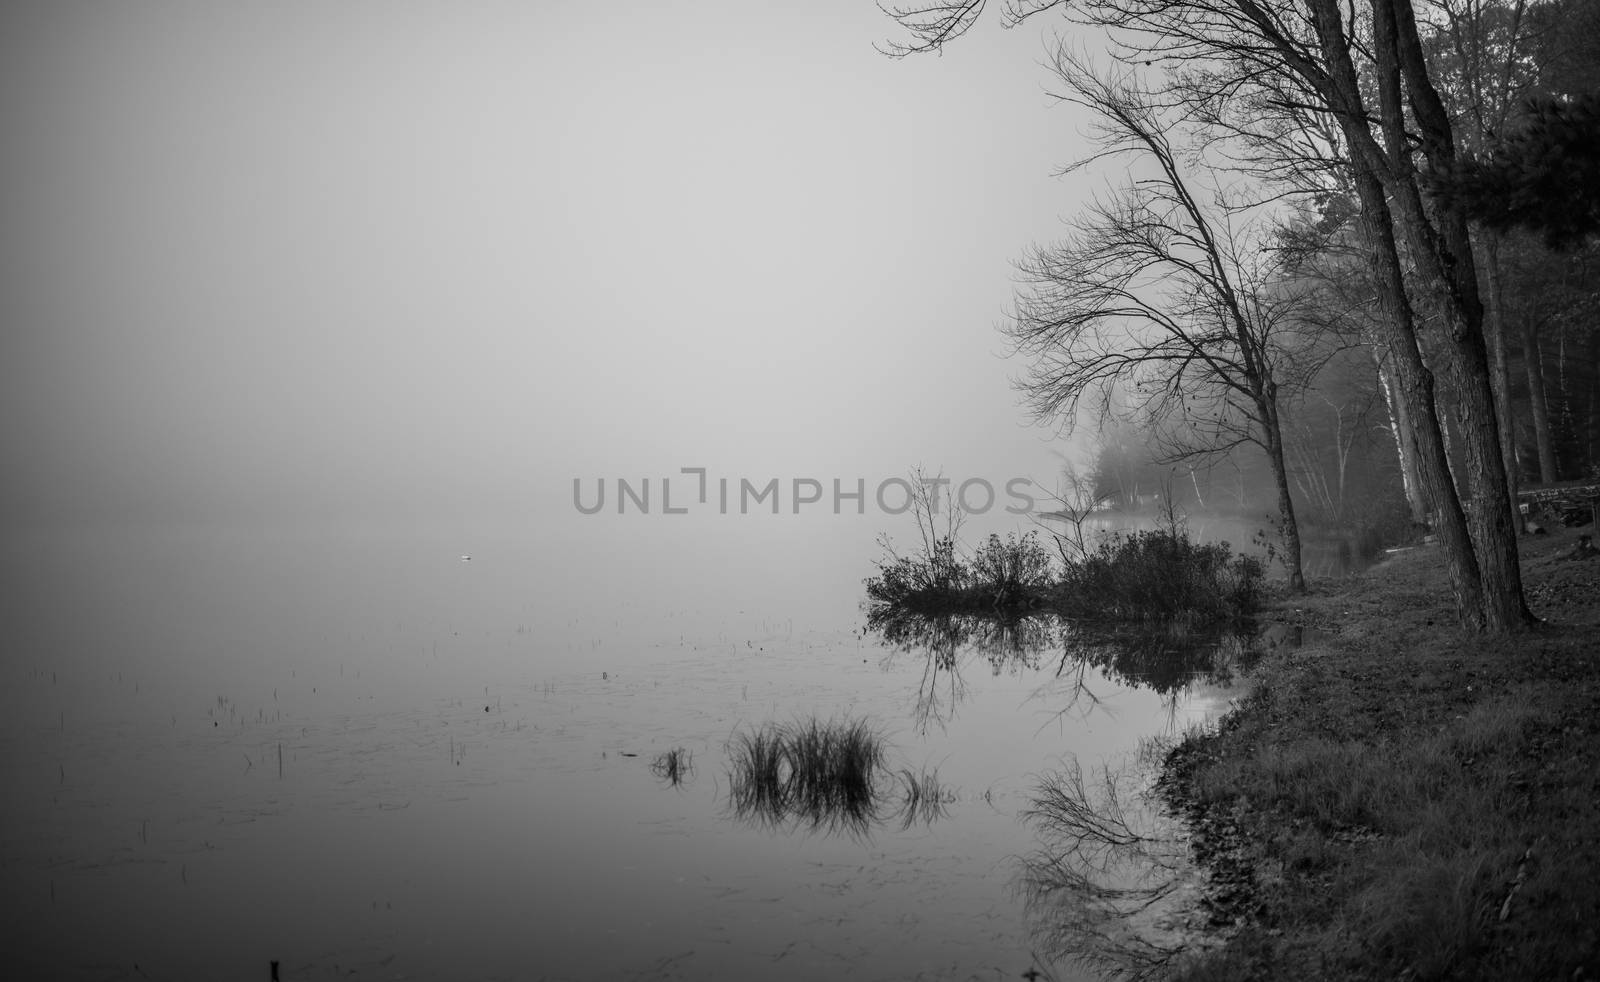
[{"left": 1427, "top": 93, "right": 1600, "bottom": 250}]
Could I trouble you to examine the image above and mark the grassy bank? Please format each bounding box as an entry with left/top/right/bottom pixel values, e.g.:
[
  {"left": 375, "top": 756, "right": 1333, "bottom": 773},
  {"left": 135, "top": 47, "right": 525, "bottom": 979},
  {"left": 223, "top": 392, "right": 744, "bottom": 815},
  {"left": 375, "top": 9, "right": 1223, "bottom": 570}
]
[{"left": 1160, "top": 528, "right": 1600, "bottom": 980}]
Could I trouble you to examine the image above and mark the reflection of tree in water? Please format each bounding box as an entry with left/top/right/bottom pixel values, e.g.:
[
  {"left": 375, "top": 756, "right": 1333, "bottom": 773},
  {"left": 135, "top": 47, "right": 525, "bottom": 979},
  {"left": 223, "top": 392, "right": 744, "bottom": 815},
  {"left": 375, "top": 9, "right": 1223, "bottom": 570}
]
[
  {"left": 861, "top": 611, "right": 1298, "bottom": 970},
  {"left": 1018, "top": 746, "right": 1197, "bottom": 981},
  {"left": 860, "top": 612, "right": 1290, "bottom": 971},
  {"left": 866, "top": 608, "right": 1263, "bottom": 731}
]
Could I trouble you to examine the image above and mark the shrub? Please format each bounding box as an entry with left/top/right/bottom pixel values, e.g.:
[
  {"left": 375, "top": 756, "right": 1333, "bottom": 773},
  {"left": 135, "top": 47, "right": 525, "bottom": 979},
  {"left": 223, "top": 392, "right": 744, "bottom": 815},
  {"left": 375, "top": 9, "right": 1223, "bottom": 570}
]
[
  {"left": 865, "top": 531, "right": 1057, "bottom": 615},
  {"left": 968, "top": 531, "right": 1056, "bottom": 607},
  {"left": 864, "top": 535, "right": 968, "bottom": 608},
  {"left": 1056, "top": 529, "right": 1263, "bottom": 622},
  {"left": 866, "top": 525, "right": 1260, "bottom": 623}
]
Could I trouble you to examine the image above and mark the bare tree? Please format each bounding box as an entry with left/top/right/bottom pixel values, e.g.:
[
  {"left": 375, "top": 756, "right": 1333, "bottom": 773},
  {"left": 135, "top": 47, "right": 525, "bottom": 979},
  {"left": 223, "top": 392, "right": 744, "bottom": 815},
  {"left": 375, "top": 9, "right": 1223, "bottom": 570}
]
[
  {"left": 1005, "top": 56, "right": 1313, "bottom": 590},
  {"left": 1274, "top": 208, "right": 1434, "bottom": 523},
  {"left": 877, "top": 0, "right": 1536, "bottom": 631},
  {"left": 872, "top": 466, "right": 968, "bottom": 594},
  {"left": 1034, "top": 453, "right": 1116, "bottom": 566}
]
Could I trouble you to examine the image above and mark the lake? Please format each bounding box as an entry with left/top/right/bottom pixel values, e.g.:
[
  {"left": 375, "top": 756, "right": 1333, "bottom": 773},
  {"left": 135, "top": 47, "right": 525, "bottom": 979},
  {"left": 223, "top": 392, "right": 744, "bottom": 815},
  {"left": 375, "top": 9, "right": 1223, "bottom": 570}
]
[{"left": 1, "top": 518, "right": 1280, "bottom": 980}]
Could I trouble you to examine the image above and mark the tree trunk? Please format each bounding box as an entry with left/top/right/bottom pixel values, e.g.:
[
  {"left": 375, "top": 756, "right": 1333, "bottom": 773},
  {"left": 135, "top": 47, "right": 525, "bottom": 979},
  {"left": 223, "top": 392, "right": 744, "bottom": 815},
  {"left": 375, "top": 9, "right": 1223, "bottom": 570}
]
[
  {"left": 1436, "top": 382, "right": 1458, "bottom": 489},
  {"left": 1261, "top": 397, "right": 1306, "bottom": 592},
  {"left": 1557, "top": 328, "right": 1573, "bottom": 456},
  {"left": 1354, "top": 172, "right": 1486, "bottom": 628},
  {"left": 1522, "top": 313, "right": 1560, "bottom": 483},
  {"left": 1590, "top": 330, "right": 1600, "bottom": 474},
  {"left": 1478, "top": 232, "right": 1521, "bottom": 517},
  {"left": 1189, "top": 467, "right": 1206, "bottom": 510},
  {"left": 1374, "top": 0, "right": 1531, "bottom": 631},
  {"left": 1376, "top": 349, "right": 1429, "bottom": 523}
]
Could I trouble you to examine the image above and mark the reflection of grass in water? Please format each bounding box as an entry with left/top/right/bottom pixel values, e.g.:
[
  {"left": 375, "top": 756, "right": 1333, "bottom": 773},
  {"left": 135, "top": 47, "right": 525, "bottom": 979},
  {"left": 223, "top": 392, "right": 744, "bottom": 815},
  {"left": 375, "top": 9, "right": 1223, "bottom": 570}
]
[
  {"left": 894, "top": 767, "right": 953, "bottom": 830},
  {"left": 727, "top": 727, "right": 788, "bottom": 824},
  {"left": 725, "top": 721, "right": 968, "bottom": 836},
  {"left": 649, "top": 746, "right": 694, "bottom": 787},
  {"left": 786, "top": 717, "right": 884, "bottom": 834},
  {"left": 726, "top": 718, "right": 893, "bottom": 837}
]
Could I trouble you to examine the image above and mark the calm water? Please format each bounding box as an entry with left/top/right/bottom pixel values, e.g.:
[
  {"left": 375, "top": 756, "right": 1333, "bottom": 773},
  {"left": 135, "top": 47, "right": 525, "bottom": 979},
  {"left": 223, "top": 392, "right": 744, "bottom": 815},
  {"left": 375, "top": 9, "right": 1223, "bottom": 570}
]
[{"left": 1, "top": 519, "right": 1267, "bottom": 981}]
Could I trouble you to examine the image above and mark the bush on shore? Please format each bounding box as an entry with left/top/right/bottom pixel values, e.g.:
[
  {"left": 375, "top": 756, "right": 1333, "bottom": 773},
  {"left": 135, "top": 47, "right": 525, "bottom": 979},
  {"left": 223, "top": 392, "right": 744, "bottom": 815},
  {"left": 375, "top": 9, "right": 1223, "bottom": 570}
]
[
  {"left": 1055, "top": 529, "right": 1264, "bottom": 623},
  {"left": 865, "top": 531, "right": 1057, "bottom": 615},
  {"left": 865, "top": 527, "right": 1262, "bottom": 623}
]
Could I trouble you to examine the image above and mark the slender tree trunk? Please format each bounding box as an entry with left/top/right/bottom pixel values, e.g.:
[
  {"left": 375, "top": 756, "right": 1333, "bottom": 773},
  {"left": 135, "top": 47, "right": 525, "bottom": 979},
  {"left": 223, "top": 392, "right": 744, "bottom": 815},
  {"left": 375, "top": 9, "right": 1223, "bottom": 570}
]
[
  {"left": 1376, "top": 349, "right": 1428, "bottom": 523},
  {"left": 1478, "top": 232, "right": 1521, "bottom": 519},
  {"left": 1522, "top": 314, "right": 1560, "bottom": 483},
  {"left": 1557, "top": 329, "right": 1573, "bottom": 457},
  {"left": 1590, "top": 331, "right": 1600, "bottom": 474},
  {"left": 1333, "top": 403, "right": 1353, "bottom": 522},
  {"left": 1261, "top": 396, "right": 1306, "bottom": 592}
]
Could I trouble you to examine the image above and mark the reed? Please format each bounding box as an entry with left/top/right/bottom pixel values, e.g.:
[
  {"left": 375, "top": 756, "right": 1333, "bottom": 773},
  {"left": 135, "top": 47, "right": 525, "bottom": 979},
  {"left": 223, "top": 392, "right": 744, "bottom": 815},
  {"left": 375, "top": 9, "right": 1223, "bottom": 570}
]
[
  {"left": 726, "top": 726, "right": 789, "bottom": 827},
  {"left": 725, "top": 717, "right": 889, "bottom": 836}
]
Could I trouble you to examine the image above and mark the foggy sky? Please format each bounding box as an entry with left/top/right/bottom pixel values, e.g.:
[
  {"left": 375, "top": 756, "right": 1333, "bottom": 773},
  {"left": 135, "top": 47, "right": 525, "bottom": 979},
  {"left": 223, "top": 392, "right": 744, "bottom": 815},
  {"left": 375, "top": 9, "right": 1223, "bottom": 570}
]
[{"left": 1, "top": 0, "right": 1100, "bottom": 529}]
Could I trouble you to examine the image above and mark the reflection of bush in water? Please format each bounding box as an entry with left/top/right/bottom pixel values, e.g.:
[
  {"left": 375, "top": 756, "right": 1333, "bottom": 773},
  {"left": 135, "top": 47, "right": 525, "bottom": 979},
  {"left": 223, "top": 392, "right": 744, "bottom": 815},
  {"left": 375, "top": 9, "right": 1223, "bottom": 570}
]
[
  {"left": 867, "top": 608, "right": 1058, "bottom": 671},
  {"left": 868, "top": 610, "right": 1261, "bottom": 695},
  {"left": 1019, "top": 752, "right": 1193, "bottom": 981},
  {"left": 1068, "top": 624, "right": 1263, "bottom": 694}
]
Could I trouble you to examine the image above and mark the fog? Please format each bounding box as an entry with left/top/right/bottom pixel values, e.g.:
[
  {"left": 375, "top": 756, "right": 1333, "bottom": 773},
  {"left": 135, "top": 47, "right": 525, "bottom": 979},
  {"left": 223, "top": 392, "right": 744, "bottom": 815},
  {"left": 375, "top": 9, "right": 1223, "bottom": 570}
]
[
  {"left": 2, "top": 0, "right": 1096, "bottom": 537},
  {"left": 0, "top": 9, "right": 1402, "bottom": 978}
]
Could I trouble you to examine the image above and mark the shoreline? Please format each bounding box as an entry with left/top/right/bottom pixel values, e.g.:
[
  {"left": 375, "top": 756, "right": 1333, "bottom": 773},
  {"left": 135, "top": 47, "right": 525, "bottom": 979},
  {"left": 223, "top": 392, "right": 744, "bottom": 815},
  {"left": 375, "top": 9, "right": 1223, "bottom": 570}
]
[{"left": 1156, "top": 528, "right": 1600, "bottom": 979}]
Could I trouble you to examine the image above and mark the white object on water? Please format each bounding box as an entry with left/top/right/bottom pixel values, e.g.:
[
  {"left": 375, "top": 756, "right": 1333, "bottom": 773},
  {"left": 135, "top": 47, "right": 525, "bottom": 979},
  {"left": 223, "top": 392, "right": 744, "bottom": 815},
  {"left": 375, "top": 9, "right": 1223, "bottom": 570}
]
[{"left": 460, "top": 555, "right": 472, "bottom": 562}]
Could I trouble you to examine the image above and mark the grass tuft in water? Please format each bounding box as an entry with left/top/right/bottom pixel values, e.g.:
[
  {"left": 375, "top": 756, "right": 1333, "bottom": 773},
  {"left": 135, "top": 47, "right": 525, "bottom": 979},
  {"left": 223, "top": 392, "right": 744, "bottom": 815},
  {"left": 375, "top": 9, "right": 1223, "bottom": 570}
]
[
  {"left": 649, "top": 746, "right": 694, "bottom": 787},
  {"left": 786, "top": 717, "right": 885, "bottom": 834},
  {"left": 725, "top": 717, "right": 892, "bottom": 836},
  {"left": 727, "top": 727, "right": 790, "bottom": 826}
]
